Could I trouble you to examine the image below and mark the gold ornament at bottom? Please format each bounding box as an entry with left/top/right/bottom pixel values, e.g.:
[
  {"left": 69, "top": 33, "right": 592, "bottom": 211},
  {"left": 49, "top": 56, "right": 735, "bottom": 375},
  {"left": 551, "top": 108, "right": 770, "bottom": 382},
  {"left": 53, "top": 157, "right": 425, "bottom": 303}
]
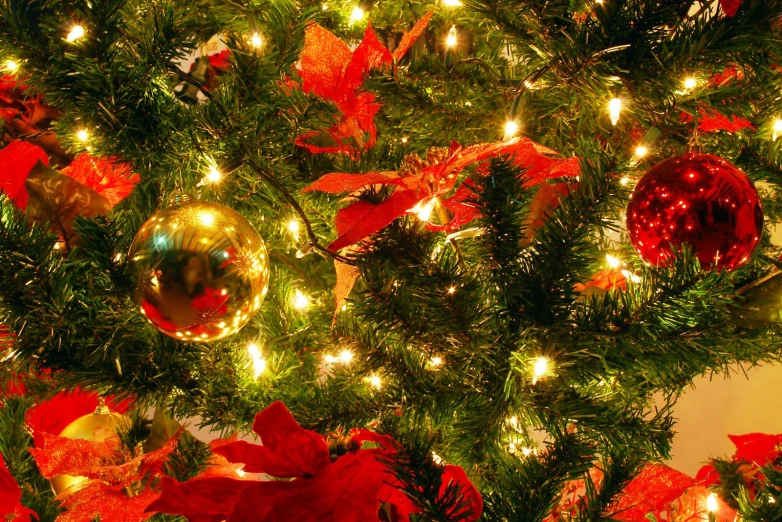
[
  {"left": 128, "top": 197, "right": 270, "bottom": 342},
  {"left": 49, "top": 404, "right": 130, "bottom": 498}
]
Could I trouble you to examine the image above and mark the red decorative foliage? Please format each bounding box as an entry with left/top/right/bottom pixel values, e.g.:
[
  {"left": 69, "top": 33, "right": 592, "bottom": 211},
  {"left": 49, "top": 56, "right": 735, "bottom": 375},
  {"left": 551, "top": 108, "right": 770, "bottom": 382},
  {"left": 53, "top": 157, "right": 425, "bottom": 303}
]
[
  {"left": 720, "top": 0, "right": 742, "bottom": 16},
  {"left": 729, "top": 433, "right": 782, "bottom": 466},
  {"left": 58, "top": 486, "right": 159, "bottom": 522},
  {"left": 0, "top": 139, "right": 49, "bottom": 208},
  {"left": 611, "top": 464, "right": 696, "bottom": 521},
  {"left": 25, "top": 388, "right": 133, "bottom": 443},
  {"left": 303, "top": 137, "right": 579, "bottom": 250},
  {"left": 574, "top": 269, "right": 627, "bottom": 292},
  {"left": 392, "top": 10, "right": 434, "bottom": 62},
  {"left": 60, "top": 154, "right": 139, "bottom": 208},
  {"left": 0, "top": 455, "right": 37, "bottom": 521},
  {"left": 149, "top": 401, "right": 482, "bottom": 522},
  {"left": 296, "top": 13, "right": 431, "bottom": 156},
  {"left": 208, "top": 50, "right": 232, "bottom": 71},
  {"left": 681, "top": 107, "right": 755, "bottom": 133}
]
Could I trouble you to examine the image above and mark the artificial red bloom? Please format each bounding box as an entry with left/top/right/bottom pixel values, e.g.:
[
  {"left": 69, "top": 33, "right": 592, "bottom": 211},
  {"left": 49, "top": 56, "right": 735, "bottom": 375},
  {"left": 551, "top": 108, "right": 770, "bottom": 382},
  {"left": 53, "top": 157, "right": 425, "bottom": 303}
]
[
  {"left": 296, "top": 12, "right": 432, "bottom": 156},
  {"left": 148, "top": 401, "right": 483, "bottom": 522},
  {"left": 720, "top": 0, "right": 742, "bottom": 16},
  {"left": 695, "top": 432, "right": 782, "bottom": 495},
  {"left": 60, "top": 154, "right": 139, "bottom": 208},
  {"left": 303, "top": 137, "right": 579, "bottom": 251},
  {"left": 30, "top": 429, "right": 179, "bottom": 522},
  {"left": 0, "top": 455, "right": 37, "bottom": 521},
  {"left": 680, "top": 106, "right": 754, "bottom": 133},
  {"left": 574, "top": 269, "right": 627, "bottom": 293},
  {"left": 611, "top": 464, "right": 696, "bottom": 521},
  {"left": 0, "top": 139, "right": 48, "bottom": 208}
]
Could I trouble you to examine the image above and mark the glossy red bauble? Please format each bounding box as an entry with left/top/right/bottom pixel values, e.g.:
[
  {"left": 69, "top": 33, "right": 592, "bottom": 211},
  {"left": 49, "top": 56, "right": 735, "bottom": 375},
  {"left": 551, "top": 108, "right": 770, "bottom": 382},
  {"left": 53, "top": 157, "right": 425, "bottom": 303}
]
[{"left": 626, "top": 153, "right": 763, "bottom": 271}]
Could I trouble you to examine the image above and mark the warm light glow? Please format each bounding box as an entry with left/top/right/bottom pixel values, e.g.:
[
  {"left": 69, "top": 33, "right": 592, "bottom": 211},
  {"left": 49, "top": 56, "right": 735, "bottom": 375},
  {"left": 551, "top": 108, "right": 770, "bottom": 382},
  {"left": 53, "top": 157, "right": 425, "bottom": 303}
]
[
  {"left": 198, "top": 212, "right": 215, "bottom": 226},
  {"left": 443, "top": 0, "right": 463, "bottom": 5},
  {"left": 339, "top": 349, "right": 354, "bottom": 364},
  {"left": 350, "top": 6, "right": 365, "bottom": 22},
  {"left": 293, "top": 289, "right": 309, "bottom": 310},
  {"left": 634, "top": 145, "right": 648, "bottom": 158},
  {"left": 683, "top": 77, "right": 697, "bottom": 90},
  {"left": 605, "top": 254, "right": 621, "bottom": 268},
  {"left": 620, "top": 176, "right": 631, "bottom": 186},
  {"left": 447, "top": 286, "right": 456, "bottom": 294},
  {"left": 609, "top": 98, "right": 622, "bottom": 126},
  {"left": 76, "top": 129, "right": 89, "bottom": 143},
  {"left": 66, "top": 25, "right": 85, "bottom": 42},
  {"left": 445, "top": 25, "right": 457, "bottom": 47},
  {"left": 250, "top": 33, "right": 263, "bottom": 48},
  {"left": 532, "top": 356, "right": 549, "bottom": 385},
  {"left": 4, "top": 59, "right": 18, "bottom": 72},
  {"left": 206, "top": 166, "right": 222, "bottom": 183},
  {"left": 504, "top": 120, "right": 519, "bottom": 140},
  {"left": 773, "top": 119, "right": 782, "bottom": 140},
  {"left": 521, "top": 447, "right": 534, "bottom": 457},
  {"left": 247, "top": 343, "right": 266, "bottom": 378},
  {"left": 411, "top": 199, "right": 436, "bottom": 222},
  {"left": 430, "top": 356, "right": 443, "bottom": 367},
  {"left": 287, "top": 219, "right": 300, "bottom": 239},
  {"left": 431, "top": 452, "right": 444, "bottom": 464},
  {"left": 366, "top": 374, "right": 382, "bottom": 389},
  {"left": 706, "top": 493, "right": 719, "bottom": 513}
]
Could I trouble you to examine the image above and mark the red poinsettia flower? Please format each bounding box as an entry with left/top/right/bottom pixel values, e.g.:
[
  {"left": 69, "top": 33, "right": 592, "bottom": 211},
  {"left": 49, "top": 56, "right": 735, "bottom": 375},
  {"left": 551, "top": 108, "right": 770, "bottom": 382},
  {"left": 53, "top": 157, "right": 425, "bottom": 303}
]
[
  {"left": 30, "top": 429, "right": 179, "bottom": 522},
  {"left": 302, "top": 137, "right": 579, "bottom": 251},
  {"left": 0, "top": 140, "right": 48, "bottom": 208},
  {"left": 611, "top": 464, "right": 696, "bottom": 521},
  {"left": 574, "top": 269, "right": 627, "bottom": 293},
  {"left": 60, "top": 154, "right": 140, "bottom": 208},
  {"left": 148, "top": 401, "right": 482, "bottom": 522},
  {"left": 0, "top": 454, "right": 37, "bottom": 521},
  {"left": 296, "top": 12, "right": 432, "bottom": 156},
  {"left": 680, "top": 106, "right": 754, "bottom": 133}
]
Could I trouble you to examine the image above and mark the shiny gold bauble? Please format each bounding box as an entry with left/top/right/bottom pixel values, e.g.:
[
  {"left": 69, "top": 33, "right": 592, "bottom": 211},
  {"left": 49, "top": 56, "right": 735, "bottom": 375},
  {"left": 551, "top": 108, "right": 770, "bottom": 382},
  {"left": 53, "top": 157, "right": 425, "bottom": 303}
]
[
  {"left": 50, "top": 406, "right": 130, "bottom": 498},
  {"left": 128, "top": 198, "right": 270, "bottom": 342}
]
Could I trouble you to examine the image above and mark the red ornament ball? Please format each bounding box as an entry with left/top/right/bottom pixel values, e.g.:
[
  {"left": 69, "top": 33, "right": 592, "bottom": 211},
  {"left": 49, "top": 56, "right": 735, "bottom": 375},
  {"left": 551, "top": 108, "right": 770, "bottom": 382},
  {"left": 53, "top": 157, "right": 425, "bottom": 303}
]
[{"left": 626, "top": 153, "right": 763, "bottom": 271}]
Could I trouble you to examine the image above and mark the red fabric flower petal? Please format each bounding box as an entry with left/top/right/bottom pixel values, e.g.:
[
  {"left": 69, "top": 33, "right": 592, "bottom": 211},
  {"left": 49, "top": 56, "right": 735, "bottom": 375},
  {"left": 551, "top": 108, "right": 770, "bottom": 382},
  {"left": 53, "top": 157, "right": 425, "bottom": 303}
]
[
  {"left": 60, "top": 154, "right": 139, "bottom": 208},
  {"left": 392, "top": 10, "right": 434, "bottom": 62},
  {"left": 729, "top": 433, "right": 782, "bottom": 466},
  {"left": 57, "top": 483, "right": 159, "bottom": 522},
  {"left": 300, "top": 24, "right": 354, "bottom": 101},
  {"left": 340, "top": 24, "right": 392, "bottom": 95},
  {"left": 0, "top": 455, "right": 37, "bottom": 521},
  {"left": 611, "top": 464, "right": 696, "bottom": 522},
  {"left": 146, "top": 476, "right": 251, "bottom": 521},
  {"left": 302, "top": 172, "right": 405, "bottom": 194},
  {"left": 214, "top": 401, "right": 331, "bottom": 477},
  {"left": 441, "top": 465, "right": 483, "bottom": 521},
  {"left": 720, "top": 0, "right": 742, "bottom": 16},
  {"left": 0, "top": 140, "right": 49, "bottom": 209}
]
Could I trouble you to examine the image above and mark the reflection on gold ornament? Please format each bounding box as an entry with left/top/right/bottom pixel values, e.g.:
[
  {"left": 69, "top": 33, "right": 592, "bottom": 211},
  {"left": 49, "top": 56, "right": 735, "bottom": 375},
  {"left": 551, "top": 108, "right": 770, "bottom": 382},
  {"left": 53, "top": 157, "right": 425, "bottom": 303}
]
[
  {"left": 50, "top": 404, "right": 130, "bottom": 498},
  {"left": 128, "top": 197, "right": 270, "bottom": 342}
]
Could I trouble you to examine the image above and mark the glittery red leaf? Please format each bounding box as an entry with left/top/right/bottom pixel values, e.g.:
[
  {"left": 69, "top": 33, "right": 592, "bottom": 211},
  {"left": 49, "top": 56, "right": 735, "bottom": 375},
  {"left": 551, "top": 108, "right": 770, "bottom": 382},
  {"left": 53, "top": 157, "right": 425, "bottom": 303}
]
[
  {"left": 0, "top": 140, "right": 49, "bottom": 208},
  {"left": 393, "top": 10, "right": 434, "bottom": 62},
  {"left": 302, "top": 172, "right": 404, "bottom": 194},
  {"left": 25, "top": 389, "right": 133, "bottom": 441},
  {"left": 611, "top": 464, "right": 696, "bottom": 522},
  {"left": 676, "top": 486, "right": 736, "bottom": 522},
  {"left": 431, "top": 179, "right": 481, "bottom": 232},
  {"left": 720, "top": 0, "right": 742, "bottom": 16},
  {"left": 523, "top": 182, "right": 575, "bottom": 244},
  {"left": 334, "top": 258, "right": 361, "bottom": 317},
  {"left": 146, "top": 476, "right": 250, "bottom": 521},
  {"left": 729, "top": 433, "right": 782, "bottom": 466},
  {"left": 213, "top": 401, "right": 330, "bottom": 477},
  {"left": 574, "top": 269, "right": 627, "bottom": 293},
  {"left": 341, "top": 24, "right": 393, "bottom": 94},
  {"left": 30, "top": 432, "right": 120, "bottom": 480},
  {"left": 441, "top": 465, "right": 483, "bottom": 522},
  {"left": 681, "top": 107, "right": 755, "bottom": 133},
  {"left": 328, "top": 189, "right": 421, "bottom": 251},
  {"left": 300, "top": 24, "right": 353, "bottom": 101},
  {"left": 208, "top": 50, "right": 231, "bottom": 71},
  {"left": 0, "top": 456, "right": 37, "bottom": 521},
  {"left": 57, "top": 483, "right": 159, "bottom": 522},
  {"left": 60, "top": 154, "right": 139, "bottom": 208}
]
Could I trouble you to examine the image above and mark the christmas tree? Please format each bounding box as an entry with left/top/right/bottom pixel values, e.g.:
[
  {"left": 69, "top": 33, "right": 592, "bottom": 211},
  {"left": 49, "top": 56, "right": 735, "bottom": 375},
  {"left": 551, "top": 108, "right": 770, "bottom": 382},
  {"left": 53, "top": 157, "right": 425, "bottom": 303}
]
[{"left": 0, "top": 0, "right": 781, "bottom": 520}]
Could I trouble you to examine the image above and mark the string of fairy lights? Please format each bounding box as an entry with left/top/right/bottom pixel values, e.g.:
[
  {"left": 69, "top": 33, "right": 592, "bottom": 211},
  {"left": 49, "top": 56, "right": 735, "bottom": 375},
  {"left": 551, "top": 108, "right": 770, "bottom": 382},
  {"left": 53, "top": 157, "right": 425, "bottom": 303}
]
[{"left": 2, "top": 3, "right": 780, "bottom": 482}]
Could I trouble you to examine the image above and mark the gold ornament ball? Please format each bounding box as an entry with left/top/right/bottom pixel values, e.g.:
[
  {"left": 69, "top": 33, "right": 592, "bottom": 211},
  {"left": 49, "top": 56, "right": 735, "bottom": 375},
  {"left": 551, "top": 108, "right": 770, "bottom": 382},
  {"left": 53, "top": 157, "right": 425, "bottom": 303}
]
[
  {"left": 128, "top": 198, "right": 270, "bottom": 342},
  {"left": 50, "top": 406, "right": 130, "bottom": 498}
]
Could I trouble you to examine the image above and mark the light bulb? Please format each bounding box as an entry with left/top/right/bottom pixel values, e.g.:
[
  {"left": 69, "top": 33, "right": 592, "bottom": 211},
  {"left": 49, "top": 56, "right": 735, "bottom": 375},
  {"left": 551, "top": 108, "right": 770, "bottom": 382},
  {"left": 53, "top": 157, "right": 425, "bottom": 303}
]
[
  {"left": 287, "top": 219, "right": 300, "bottom": 239},
  {"left": 443, "top": 0, "right": 463, "bottom": 5},
  {"left": 773, "top": 118, "right": 782, "bottom": 140},
  {"left": 247, "top": 343, "right": 266, "bottom": 378},
  {"left": 66, "top": 25, "right": 85, "bottom": 42},
  {"left": 411, "top": 199, "right": 435, "bottom": 222},
  {"left": 445, "top": 25, "right": 457, "bottom": 47},
  {"left": 683, "top": 77, "right": 697, "bottom": 90},
  {"left": 205, "top": 166, "right": 222, "bottom": 183},
  {"left": 250, "top": 33, "right": 263, "bottom": 48},
  {"left": 706, "top": 493, "right": 718, "bottom": 513},
  {"left": 532, "top": 356, "right": 549, "bottom": 385},
  {"left": 634, "top": 145, "right": 648, "bottom": 158},
  {"left": 605, "top": 254, "right": 621, "bottom": 268},
  {"left": 401, "top": 137, "right": 408, "bottom": 144},
  {"left": 293, "top": 289, "right": 309, "bottom": 310},
  {"left": 322, "top": 3, "right": 329, "bottom": 9},
  {"left": 430, "top": 356, "right": 443, "bottom": 367},
  {"left": 76, "top": 129, "right": 89, "bottom": 143},
  {"left": 350, "top": 6, "right": 365, "bottom": 22},
  {"left": 4, "top": 59, "right": 18, "bottom": 72},
  {"left": 366, "top": 374, "right": 382, "bottom": 389},
  {"left": 620, "top": 176, "right": 631, "bottom": 186},
  {"left": 447, "top": 286, "right": 456, "bottom": 294},
  {"left": 339, "top": 349, "right": 354, "bottom": 364},
  {"left": 504, "top": 120, "right": 519, "bottom": 140},
  {"left": 609, "top": 98, "right": 622, "bottom": 126}
]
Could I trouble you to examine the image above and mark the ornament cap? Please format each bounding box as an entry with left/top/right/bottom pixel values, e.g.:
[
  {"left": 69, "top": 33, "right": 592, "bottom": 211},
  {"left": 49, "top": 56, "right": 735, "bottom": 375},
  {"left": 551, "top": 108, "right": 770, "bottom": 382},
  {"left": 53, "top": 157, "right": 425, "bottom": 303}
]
[
  {"left": 167, "top": 193, "right": 193, "bottom": 207},
  {"left": 95, "top": 398, "right": 111, "bottom": 415}
]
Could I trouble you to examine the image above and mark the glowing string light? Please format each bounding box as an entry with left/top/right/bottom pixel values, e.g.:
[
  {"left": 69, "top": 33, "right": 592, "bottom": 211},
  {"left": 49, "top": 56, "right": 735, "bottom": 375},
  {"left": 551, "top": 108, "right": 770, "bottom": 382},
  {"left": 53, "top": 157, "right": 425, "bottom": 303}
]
[
  {"left": 366, "top": 374, "right": 383, "bottom": 389},
  {"left": 205, "top": 166, "right": 222, "bottom": 183},
  {"left": 609, "top": 98, "right": 622, "bottom": 126},
  {"left": 443, "top": 0, "right": 463, "bottom": 5},
  {"left": 504, "top": 120, "right": 519, "bottom": 140},
  {"left": 66, "top": 25, "right": 85, "bottom": 42},
  {"left": 605, "top": 254, "right": 622, "bottom": 268},
  {"left": 445, "top": 25, "right": 458, "bottom": 48},
  {"left": 4, "top": 59, "right": 18, "bottom": 72},
  {"left": 706, "top": 493, "right": 718, "bottom": 513},
  {"left": 773, "top": 118, "right": 782, "bottom": 141},
  {"left": 247, "top": 343, "right": 266, "bottom": 378},
  {"left": 683, "top": 77, "right": 697, "bottom": 90},
  {"left": 76, "top": 129, "right": 89, "bottom": 143},
  {"left": 339, "top": 349, "right": 354, "bottom": 364},
  {"left": 532, "top": 356, "right": 549, "bottom": 385},
  {"left": 293, "top": 289, "right": 309, "bottom": 310},
  {"left": 350, "top": 6, "right": 365, "bottom": 22},
  {"left": 250, "top": 33, "right": 263, "bottom": 48},
  {"left": 634, "top": 145, "right": 648, "bottom": 158},
  {"left": 411, "top": 199, "right": 436, "bottom": 222},
  {"left": 287, "top": 219, "right": 300, "bottom": 240}
]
